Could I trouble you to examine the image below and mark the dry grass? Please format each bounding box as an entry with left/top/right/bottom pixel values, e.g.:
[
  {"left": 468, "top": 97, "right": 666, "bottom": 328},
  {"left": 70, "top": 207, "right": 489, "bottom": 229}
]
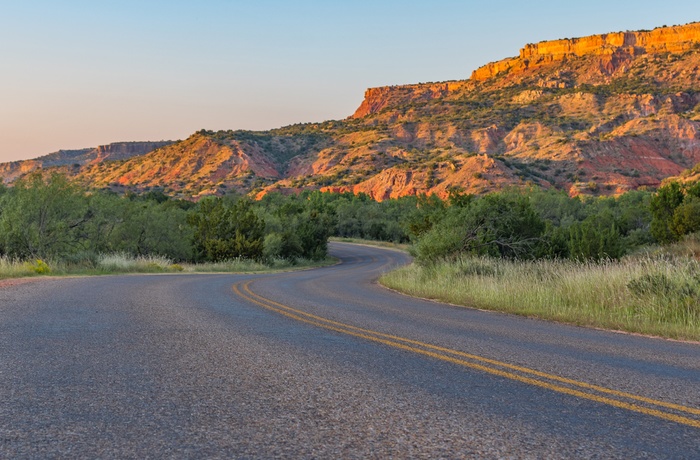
[
  {"left": 0, "top": 256, "right": 38, "bottom": 279},
  {"left": 0, "top": 253, "right": 333, "bottom": 280},
  {"left": 330, "top": 237, "right": 409, "bottom": 251},
  {"left": 381, "top": 240, "right": 700, "bottom": 341}
]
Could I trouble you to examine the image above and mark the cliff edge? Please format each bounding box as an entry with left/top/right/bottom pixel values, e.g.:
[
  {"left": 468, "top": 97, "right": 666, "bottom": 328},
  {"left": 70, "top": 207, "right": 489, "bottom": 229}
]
[
  {"left": 472, "top": 22, "right": 700, "bottom": 81},
  {"left": 352, "top": 22, "right": 700, "bottom": 120}
]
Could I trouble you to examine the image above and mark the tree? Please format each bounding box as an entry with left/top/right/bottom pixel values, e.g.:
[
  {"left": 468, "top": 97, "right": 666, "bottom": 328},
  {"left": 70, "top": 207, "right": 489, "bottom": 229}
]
[
  {"left": 110, "top": 199, "right": 192, "bottom": 260},
  {"left": 0, "top": 173, "right": 89, "bottom": 258},
  {"left": 671, "top": 196, "right": 700, "bottom": 237},
  {"left": 405, "top": 194, "right": 447, "bottom": 241},
  {"left": 259, "top": 193, "right": 334, "bottom": 261},
  {"left": 188, "top": 197, "right": 264, "bottom": 261},
  {"left": 650, "top": 182, "right": 684, "bottom": 243},
  {"left": 414, "top": 192, "right": 545, "bottom": 263},
  {"left": 568, "top": 218, "right": 624, "bottom": 261}
]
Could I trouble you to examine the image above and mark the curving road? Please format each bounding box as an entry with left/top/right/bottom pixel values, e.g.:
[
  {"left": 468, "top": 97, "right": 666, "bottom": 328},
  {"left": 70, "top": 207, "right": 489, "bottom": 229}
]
[{"left": 1, "top": 242, "right": 699, "bottom": 458}]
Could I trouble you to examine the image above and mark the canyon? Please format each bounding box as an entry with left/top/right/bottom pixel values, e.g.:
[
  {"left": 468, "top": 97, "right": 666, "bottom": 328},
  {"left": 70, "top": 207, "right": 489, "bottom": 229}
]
[{"left": 2, "top": 22, "right": 700, "bottom": 200}]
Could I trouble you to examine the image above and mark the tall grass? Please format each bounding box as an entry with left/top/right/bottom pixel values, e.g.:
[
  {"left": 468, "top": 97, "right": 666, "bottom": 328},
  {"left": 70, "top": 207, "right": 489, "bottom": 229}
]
[
  {"left": 96, "top": 253, "right": 179, "bottom": 273},
  {"left": 0, "top": 253, "right": 333, "bottom": 280},
  {"left": 381, "top": 250, "right": 700, "bottom": 341},
  {"left": 330, "top": 237, "right": 409, "bottom": 251},
  {"left": 0, "top": 256, "right": 38, "bottom": 279}
]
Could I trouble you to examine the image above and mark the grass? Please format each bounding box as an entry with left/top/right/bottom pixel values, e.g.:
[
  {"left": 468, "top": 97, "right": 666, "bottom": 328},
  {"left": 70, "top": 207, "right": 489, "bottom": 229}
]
[
  {"left": 0, "top": 253, "right": 334, "bottom": 280},
  {"left": 380, "top": 238, "right": 700, "bottom": 341},
  {"left": 330, "top": 237, "right": 410, "bottom": 251}
]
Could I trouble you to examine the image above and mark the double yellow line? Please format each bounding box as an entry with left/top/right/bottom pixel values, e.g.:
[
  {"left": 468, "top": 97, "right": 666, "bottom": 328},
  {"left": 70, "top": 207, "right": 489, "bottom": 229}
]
[{"left": 233, "top": 280, "right": 700, "bottom": 429}]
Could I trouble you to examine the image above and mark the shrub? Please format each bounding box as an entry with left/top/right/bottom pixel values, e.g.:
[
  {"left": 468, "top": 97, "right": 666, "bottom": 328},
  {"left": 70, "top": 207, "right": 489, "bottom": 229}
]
[
  {"left": 188, "top": 197, "right": 265, "bottom": 262},
  {"left": 25, "top": 259, "right": 51, "bottom": 274},
  {"left": 671, "top": 196, "right": 700, "bottom": 237},
  {"left": 627, "top": 273, "right": 675, "bottom": 297},
  {"left": 568, "top": 219, "right": 624, "bottom": 261},
  {"left": 414, "top": 192, "right": 545, "bottom": 263},
  {"left": 0, "top": 173, "right": 88, "bottom": 259},
  {"left": 650, "top": 181, "right": 686, "bottom": 243}
]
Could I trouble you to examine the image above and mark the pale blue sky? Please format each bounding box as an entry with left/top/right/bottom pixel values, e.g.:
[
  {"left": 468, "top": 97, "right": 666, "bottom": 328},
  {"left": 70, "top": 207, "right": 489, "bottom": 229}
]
[{"left": 1, "top": 1, "right": 698, "bottom": 161}]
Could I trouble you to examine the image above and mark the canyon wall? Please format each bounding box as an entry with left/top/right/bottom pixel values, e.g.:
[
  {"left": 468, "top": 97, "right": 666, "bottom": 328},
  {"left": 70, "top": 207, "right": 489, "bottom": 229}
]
[
  {"left": 352, "top": 81, "right": 468, "bottom": 118},
  {"left": 472, "top": 22, "right": 700, "bottom": 81},
  {"left": 90, "top": 141, "right": 174, "bottom": 163},
  {"left": 351, "top": 23, "right": 700, "bottom": 120}
]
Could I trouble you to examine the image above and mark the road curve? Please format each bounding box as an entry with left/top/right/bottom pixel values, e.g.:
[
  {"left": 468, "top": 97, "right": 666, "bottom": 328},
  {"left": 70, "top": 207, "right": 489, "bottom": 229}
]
[{"left": 1, "top": 242, "right": 699, "bottom": 458}]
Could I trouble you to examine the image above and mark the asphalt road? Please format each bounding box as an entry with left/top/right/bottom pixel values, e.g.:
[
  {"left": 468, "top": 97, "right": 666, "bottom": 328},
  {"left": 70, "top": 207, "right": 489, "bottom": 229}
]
[{"left": 1, "top": 242, "right": 699, "bottom": 458}]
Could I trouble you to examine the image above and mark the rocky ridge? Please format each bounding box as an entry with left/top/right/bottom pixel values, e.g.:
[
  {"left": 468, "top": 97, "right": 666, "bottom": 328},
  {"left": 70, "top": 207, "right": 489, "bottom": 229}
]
[
  {"left": 0, "top": 141, "right": 173, "bottom": 184},
  {"left": 473, "top": 22, "right": 700, "bottom": 81},
  {"left": 2, "top": 22, "right": 700, "bottom": 200}
]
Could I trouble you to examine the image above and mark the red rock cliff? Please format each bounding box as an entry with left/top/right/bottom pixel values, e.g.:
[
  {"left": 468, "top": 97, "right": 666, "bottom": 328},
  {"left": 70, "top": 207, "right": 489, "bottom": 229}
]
[
  {"left": 352, "top": 81, "right": 468, "bottom": 118},
  {"left": 352, "top": 23, "right": 700, "bottom": 119},
  {"left": 91, "top": 141, "right": 173, "bottom": 163},
  {"left": 472, "top": 22, "right": 700, "bottom": 81}
]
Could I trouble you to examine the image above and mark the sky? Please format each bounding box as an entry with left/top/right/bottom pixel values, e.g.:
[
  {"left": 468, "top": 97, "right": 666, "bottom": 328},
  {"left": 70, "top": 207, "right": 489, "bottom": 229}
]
[{"left": 1, "top": 0, "right": 699, "bottom": 162}]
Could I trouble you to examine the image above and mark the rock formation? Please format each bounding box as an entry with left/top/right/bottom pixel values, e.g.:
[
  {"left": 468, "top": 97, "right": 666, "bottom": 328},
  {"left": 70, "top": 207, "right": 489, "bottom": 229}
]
[
  {"left": 0, "top": 141, "right": 173, "bottom": 184},
  {"left": 472, "top": 22, "right": 700, "bottom": 81},
  {"left": 2, "top": 22, "right": 700, "bottom": 200},
  {"left": 352, "top": 82, "right": 468, "bottom": 118}
]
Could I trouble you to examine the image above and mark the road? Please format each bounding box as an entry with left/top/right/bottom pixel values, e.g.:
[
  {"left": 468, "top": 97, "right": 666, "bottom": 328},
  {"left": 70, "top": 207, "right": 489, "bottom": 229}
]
[{"left": 1, "top": 242, "right": 699, "bottom": 458}]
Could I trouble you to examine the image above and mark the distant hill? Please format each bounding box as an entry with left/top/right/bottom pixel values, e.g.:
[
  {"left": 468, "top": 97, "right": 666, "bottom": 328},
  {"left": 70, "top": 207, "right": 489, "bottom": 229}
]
[
  {"left": 3, "top": 22, "right": 700, "bottom": 200},
  {"left": 0, "top": 141, "right": 174, "bottom": 184}
]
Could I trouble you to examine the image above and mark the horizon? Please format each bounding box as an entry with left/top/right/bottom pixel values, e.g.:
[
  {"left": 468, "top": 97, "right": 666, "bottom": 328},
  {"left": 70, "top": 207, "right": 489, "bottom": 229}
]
[{"left": 1, "top": 1, "right": 699, "bottom": 162}]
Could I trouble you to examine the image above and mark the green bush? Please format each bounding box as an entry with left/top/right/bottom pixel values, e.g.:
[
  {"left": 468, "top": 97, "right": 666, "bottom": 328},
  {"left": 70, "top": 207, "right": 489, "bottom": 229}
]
[
  {"left": 627, "top": 272, "right": 676, "bottom": 297},
  {"left": 650, "top": 181, "right": 700, "bottom": 243},
  {"left": 188, "top": 197, "right": 265, "bottom": 262},
  {"left": 671, "top": 196, "right": 700, "bottom": 237},
  {"left": 414, "top": 192, "right": 545, "bottom": 263},
  {"left": 0, "top": 173, "right": 88, "bottom": 259},
  {"left": 568, "top": 218, "right": 624, "bottom": 261}
]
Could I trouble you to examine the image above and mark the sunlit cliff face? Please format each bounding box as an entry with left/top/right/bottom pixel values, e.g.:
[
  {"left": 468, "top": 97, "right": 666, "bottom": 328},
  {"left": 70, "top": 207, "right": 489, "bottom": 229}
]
[
  {"left": 471, "top": 22, "right": 700, "bottom": 81},
  {"left": 2, "top": 23, "right": 700, "bottom": 201}
]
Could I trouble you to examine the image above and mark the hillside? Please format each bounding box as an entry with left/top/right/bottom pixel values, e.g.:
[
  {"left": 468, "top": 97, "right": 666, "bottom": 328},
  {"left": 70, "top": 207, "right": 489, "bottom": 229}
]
[
  {"left": 2, "top": 22, "right": 700, "bottom": 200},
  {"left": 75, "top": 131, "right": 328, "bottom": 198},
  {"left": 0, "top": 141, "right": 174, "bottom": 184}
]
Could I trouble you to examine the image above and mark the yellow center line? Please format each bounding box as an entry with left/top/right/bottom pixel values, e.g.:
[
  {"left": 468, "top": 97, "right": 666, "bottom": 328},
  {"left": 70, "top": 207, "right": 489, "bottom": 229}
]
[
  {"left": 232, "top": 280, "right": 700, "bottom": 429},
  {"left": 237, "top": 281, "right": 700, "bottom": 416}
]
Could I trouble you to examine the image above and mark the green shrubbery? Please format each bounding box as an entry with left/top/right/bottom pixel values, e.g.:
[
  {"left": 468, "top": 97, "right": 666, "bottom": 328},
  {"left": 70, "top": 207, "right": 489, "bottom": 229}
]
[
  {"left": 0, "top": 174, "right": 89, "bottom": 259},
  {"left": 0, "top": 172, "right": 697, "bottom": 274},
  {"left": 413, "top": 193, "right": 545, "bottom": 262},
  {"left": 188, "top": 197, "right": 265, "bottom": 262},
  {"left": 404, "top": 188, "right": 655, "bottom": 264},
  {"left": 0, "top": 174, "right": 335, "bottom": 266},
  {"left": 651, "top": 181, "right": 700, "bottom": 243}
]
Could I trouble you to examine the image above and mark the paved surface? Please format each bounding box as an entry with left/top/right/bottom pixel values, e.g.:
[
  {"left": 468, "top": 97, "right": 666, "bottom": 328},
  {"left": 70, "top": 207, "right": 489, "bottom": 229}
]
[{"left": 1, "top": 242, "right": 699, "bottom": 458}]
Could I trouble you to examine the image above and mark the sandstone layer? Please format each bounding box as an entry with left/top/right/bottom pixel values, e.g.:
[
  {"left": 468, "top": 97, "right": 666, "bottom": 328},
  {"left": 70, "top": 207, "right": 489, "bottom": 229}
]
[{"left": 472, "top": 22, "right": 700, "bottom": 81}]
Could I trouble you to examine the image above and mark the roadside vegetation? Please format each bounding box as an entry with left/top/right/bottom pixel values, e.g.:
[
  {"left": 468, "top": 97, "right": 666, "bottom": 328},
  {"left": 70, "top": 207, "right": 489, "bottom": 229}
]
[
  {"left": 329, "top": 237, "right": 409, "bottom": 251},
  {"left": 1, "top": 172, "right": 699, "bottom": 340},
  {"left": 379, "top": 181, "right": 700, "bottom": 341},
  {"left": 0, "top": 253, "right": 330, "bottom": 279},
  {"left": 0, "top": 173, "right": 336, "bottom": 279},
  {"left": 381, "top": 240, "right": 700, "bottom": 341}
]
